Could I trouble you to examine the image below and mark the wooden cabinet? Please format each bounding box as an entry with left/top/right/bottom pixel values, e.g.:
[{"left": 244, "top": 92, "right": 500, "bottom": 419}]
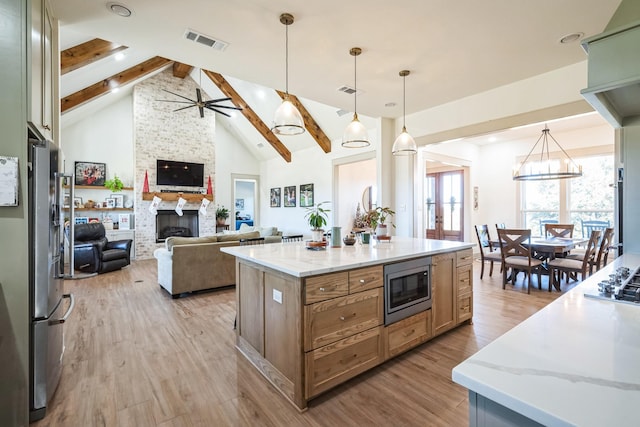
[
  {"left": 456, "top": 248, "right": 473, "bottom": 324},
  {"left": 303, "top": 266, "right": 383, "bottom": 399},
  {"left": 30, "top": 0, "right": 55, "bottom": 139},
  {"left": 234, "top": 253, "right": 471, "bottom": 411},
  {"left": 384, "top": 310, "right": 432, "bottom": 360},
  {"left": 306, "top": 326, "right": 383, "bottom": 398},
  {"left": 432, "top": 252, "right": 456, "bottom": 336}
]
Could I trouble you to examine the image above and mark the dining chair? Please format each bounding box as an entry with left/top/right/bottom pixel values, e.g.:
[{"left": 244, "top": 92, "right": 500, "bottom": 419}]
[
  {"left": 474, "top": 225, "right": 502, "bottom": 279},
  {"left": 547, "top": 229, "right": 601, "bottom": 292},
  {"left": 239, "top": 237, "right": 265, "bottom": 246},
  {"left": 539, "top": 219, "right": 559, "bottom": 237},
  {"left": 282, "top": 234, "right": 304, "bottom": 242},
  {"left": 497, "top": 228, "right": 543, "bottom": 294},
  {"left": 568, "top": 227, "right": 614, "bottom": 274},
  {"left": 544, "top": 223, "right": 574, "bottom": 238},
  {"left": 580, "top": 219, "right": 610, "bottom": 240}
]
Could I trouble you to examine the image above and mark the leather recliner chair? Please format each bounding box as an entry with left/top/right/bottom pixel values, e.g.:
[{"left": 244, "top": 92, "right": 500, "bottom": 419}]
[{"left": 71, "top": 222, "right": 132, "bottom": 273}]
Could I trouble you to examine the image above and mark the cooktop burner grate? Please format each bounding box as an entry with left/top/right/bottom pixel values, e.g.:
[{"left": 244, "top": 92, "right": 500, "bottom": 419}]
[{"left": 584, "top": 266, "right": 640, "bottom": 305}]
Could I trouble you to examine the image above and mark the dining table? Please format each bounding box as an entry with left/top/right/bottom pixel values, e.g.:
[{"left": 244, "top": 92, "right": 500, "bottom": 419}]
[{"left": 527, "top": 236, "right": 589, "bottom": 258}]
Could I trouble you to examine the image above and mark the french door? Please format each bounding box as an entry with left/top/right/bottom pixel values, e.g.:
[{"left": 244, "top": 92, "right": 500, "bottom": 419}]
[{"left": 425, "top": 170, "right": 464, "bottom": 241}]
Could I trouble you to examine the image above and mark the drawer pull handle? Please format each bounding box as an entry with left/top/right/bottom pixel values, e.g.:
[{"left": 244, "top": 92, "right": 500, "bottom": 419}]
[
  {"left": 462, "top": 256, "right": 471, "bottom": 260},
  {"left": 403, "top": 329, "right": 416, "bottom": 337},
  {"left": 340, "top": 313, "right": 357, "bottom": 321},
  {"left": 359, "top": 279, "right": 365, "bottom": 283}
]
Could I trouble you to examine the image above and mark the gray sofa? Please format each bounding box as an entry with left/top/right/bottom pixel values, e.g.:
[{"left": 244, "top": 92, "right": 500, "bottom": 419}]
[{"left": 154, "top": 227, "right": 282, "bottom": 298}]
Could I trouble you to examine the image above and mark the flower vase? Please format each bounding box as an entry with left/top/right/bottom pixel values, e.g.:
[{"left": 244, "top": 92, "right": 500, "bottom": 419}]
[{"left": 375, "top": 224, "right": 388, "bottom": 237}]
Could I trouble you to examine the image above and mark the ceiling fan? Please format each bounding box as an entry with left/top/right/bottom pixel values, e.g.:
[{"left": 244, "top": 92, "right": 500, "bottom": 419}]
[{"left": 157, "top": 88, "right": 243, "bottom": 118}]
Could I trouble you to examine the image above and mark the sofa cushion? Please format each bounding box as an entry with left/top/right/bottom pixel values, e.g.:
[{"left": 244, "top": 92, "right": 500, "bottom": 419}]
[
  {"left": 238, "top": 223, "right": 278, "bottom": 237},
  {"left": 165, "top": 235, "right": 218, "bottom": 251},
  {"left": 217, "top": 230, "right": 260, "bottom": 242}
]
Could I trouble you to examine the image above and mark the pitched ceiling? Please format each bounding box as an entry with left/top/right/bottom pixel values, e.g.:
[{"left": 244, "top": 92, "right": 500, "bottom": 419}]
[{"left": 54, "top": 0, "right": 621, "bottom": 159}]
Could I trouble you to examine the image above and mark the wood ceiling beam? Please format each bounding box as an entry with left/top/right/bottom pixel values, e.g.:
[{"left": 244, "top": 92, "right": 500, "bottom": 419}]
[
  {"left": 61, "top": 56, "right": 172, "bottom": 114},
  {"left": 172, "top": 62, "right": 193, "bottom": 79},
  {"left": 60, "top": 38, "right": 128, "bottom": 75},
  {"left": 276, "top": 90, "right": 332, "bottom": 153},
  {"left": 203, "top": 69, "right": 292, "bottom": 163}
]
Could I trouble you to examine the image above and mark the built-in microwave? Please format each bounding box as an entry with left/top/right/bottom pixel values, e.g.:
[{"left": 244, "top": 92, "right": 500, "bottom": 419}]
[{"left": 384, "top": 257, "right": 432, "bottom": 325}]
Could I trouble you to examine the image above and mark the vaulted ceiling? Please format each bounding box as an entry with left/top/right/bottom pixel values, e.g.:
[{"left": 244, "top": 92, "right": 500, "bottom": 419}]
[{"left": 54, "top": 0, "right": 621, "bottom": 160}]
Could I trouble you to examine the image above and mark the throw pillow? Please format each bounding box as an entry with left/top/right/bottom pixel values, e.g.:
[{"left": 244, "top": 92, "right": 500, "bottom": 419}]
[
  {"left": 259, "top": 226, "right": 277, "bottom": 237},
  {"left": 217, "top": 230, "right": 260, "bottom": 242},
  {"left": 239, "top": 223, "right": 257, "bottom": 233}
]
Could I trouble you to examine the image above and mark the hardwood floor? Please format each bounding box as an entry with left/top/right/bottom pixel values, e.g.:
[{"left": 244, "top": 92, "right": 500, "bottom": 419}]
[{"left": 34, "top": 259, "right": 576, "bottom": 427}]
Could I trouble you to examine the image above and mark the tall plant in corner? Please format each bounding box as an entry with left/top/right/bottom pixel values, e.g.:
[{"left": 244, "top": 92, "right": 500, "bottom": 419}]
[{"left": 305, "top": 201, "right": 330, "bottom": 242}]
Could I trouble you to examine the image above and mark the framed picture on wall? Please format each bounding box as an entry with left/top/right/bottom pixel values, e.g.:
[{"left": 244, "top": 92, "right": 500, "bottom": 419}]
[
  {"left": 235, "top": 198, "right": 244, "bottom": 210},
  {"left": 299, "top": 183, "right": 314, "bottom": 207},
  {"left": 111, "top": 194, "right": 124, "bottom": 208},
  {"left": 74, "top": 161, "right": 106, "bottom": 186},
  {"left": 270, "top": 187, "right": 281, "bottom": 207},
  {"left": 284, "top": 186, "right": 296, "bottom": 207}
]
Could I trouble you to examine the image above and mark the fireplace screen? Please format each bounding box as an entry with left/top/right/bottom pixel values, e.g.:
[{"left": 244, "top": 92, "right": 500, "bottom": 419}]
[{"left": 156, "top": 210, "right": 199, "bottom": 242}]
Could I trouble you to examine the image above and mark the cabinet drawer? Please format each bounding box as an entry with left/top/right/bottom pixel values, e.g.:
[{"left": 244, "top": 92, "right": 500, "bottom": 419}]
[
  {"left": 304, "top": 288, "right": 383, "bottom": 351},
  {"left": 305, "top": 272, "right": 349, "bottom": 304},
  {"left": 456, "top": 248, "right": 473, "bottom": 267},
  {"left": 305, "top": 326, "right": 383, "bottom": 398},
  {"left": 457, "top": 264, "right": 473, "bottom": 294},
  {"left": 458, "top": 294, "right": 473, "bottom": 323},
  {"left": 348, "top": 266, "right": 383, "bottom": 293},
  {"left": 384, "top": 311, "right": 432, "bottom": 360}
]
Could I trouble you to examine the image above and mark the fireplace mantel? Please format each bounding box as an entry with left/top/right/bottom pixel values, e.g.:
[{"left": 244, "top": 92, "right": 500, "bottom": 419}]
[{"left": 142, "top": 192, "right": 213, "bottom": 202}]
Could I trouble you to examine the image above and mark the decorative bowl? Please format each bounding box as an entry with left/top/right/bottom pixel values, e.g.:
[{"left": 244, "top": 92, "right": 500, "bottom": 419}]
[{"left": 343, "top": 235, "right": 356, "bottom": 246}]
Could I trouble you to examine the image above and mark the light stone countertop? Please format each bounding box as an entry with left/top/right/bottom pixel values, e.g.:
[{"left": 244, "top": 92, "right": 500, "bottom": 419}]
[
  {"left": 220, "top": 236, "right": 474, "bottom": 277},
  {"left": 452, "top": 253, "right": 640, "bottom": 427}
]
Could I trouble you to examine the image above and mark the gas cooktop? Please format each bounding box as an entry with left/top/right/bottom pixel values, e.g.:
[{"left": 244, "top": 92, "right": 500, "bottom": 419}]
[{"left": 584, "top": 266, "right": 640, "bottom": 306}]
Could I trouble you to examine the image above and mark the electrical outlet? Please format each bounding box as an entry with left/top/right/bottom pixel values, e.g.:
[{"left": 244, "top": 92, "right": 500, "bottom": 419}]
[{"left": 273, "top": 289, "right": 282, "bottom": 304}]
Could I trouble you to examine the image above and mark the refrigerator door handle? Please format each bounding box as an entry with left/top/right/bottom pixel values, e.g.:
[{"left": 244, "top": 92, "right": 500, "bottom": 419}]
[{"left": 49, "top": 294, "right": 75, "bottom": 325}]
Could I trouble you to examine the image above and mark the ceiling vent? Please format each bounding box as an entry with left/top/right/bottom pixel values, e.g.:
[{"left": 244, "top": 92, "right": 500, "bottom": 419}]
[
  {"left": 184, "top": 29, "right": 229, "bottom": 51},
  {"left": 337, "top": 85, "right": 363, "bottom": 95},
  {"left": 336, "top": 109, "right": 351, "bottom": 117}
]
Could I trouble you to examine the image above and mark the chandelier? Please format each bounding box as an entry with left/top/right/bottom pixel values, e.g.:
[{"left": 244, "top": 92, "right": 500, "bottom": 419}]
[{"left": 512, "top": 126, "right": 582, "bottom": 181}]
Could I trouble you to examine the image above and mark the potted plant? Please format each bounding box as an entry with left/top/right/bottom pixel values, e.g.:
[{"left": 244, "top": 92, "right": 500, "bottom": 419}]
[
  {"left": 371, "top": 206, "right": 396, "bottom": 237},
  {"left": 104, "top": 175, "right": 124, "bottom": 192},
  {"left": 215, "top": 205, "right": 230, "bottom": 225},
  {"left": 305, "top": 201, "right": 330, "bottom": 242}
]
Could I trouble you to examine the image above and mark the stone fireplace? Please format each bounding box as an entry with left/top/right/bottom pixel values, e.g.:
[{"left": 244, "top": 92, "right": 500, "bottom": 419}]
[
  {"left": 156, "top": 210, "right": 199, "bottom": 242},
  {"left": 133, "top": 68, "right": 216, "bottom": 259}
]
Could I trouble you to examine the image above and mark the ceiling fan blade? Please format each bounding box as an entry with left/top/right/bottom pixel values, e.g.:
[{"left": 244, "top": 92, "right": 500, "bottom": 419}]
[
  {"left": 156, "top": 100, "right": 192, "bottom": 104},
  {"left": 196, "top": 88, "right": 203, "bottom": 103},
  {"left": 162, "top": 89, "right": 195, "bottom": 103},
  {"left": 204, "top": 105, "right": 231, "bottom": 117},
  {"left": 207, "top": 104, "right": 243, "bottom": 111},
  {"left": 204, "top": 97, "right": 232, "bottom": 104},
  {"left": 199, "top": 105, "right": 205, "bottom": 118},
  {"left": 173, "top": 104, "right": 196, "bottom": 112}
]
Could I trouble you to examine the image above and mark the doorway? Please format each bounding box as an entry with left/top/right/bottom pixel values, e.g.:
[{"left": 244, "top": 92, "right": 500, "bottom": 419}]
[
  {"left": 425, "top": 170, "right": 464, "bottom": 241},
  {"left": 232, "top": 174, "right": 259, "bottom": 230}
]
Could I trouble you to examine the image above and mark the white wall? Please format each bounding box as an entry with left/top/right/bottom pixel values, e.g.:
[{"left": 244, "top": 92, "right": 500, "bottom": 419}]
[{"left": 214, "top": 122, "right": 260, "bottom": 212}]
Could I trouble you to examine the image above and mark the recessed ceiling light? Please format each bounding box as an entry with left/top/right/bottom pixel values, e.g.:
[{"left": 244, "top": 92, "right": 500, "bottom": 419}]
[
  {"left": 114, "top": 52, "right": 125, "bottom": 61},
  {"left": 256, "top": 90, "right": 265, "bottom": 99},
  {"left": 385, "top": 102, "right": 396, "bottom": 108},
  {"left": 488, "top": 136, "right": 497, "bottom": 142},
  {"left": 107, "top": 2, "right": 132, "bottom": 17},
  {"left": 559, "top": 32, "right": 584, "bottom": 44}
]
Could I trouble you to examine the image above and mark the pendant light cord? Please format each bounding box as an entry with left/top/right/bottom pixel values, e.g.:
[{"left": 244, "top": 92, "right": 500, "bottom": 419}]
[
  {"left": 353, "top": 52, "right": 357, "bottom": 115},
  {"left": 402, "top": 74, "right": 406, "bottom": 129},
  {"left": 285, "top": 22, "right": 289, "bottom": 95}
]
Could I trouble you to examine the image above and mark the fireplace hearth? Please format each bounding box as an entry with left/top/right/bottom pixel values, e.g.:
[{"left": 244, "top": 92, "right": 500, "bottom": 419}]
[{"left": 156, "top": 210, "right": 199, "bottom": 242}]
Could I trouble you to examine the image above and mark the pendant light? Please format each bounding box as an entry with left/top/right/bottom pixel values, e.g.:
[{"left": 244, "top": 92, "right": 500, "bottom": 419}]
[
  {"left": 392, "top": 70, "right": 417, "bottom": 155},
  {"left": 512, "top": 126, "right": 582, "bottom": 180},
  {"left": 271, "top": 13, "right": 305, "bottom": 135},
  {"left": 342, "top": 47, "right": 370, "bottom": 148}
]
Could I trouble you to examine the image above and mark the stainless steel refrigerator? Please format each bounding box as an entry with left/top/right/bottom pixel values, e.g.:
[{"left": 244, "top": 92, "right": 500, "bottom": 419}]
[{"left": 28, "top": 127, "right": 74, "bottom": 422}]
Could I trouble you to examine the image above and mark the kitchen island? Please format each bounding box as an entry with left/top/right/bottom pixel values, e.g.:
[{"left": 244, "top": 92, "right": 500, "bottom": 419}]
[
  {"left": 452, "top": 253, "right": 640, "bottom": 427},
  {"left": 222, "top": 237, "right": 474, "bottom": 410}
]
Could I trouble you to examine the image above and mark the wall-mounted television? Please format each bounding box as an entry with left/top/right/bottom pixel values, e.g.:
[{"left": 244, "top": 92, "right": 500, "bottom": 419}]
[{"left": 156, "top": 159, "right": 204, "bottom": 187}]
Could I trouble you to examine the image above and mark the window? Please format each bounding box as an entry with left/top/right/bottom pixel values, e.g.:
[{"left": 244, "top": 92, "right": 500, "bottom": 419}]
[{"left": 519, "top": 153, "right": 613, "bottom": 237}]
